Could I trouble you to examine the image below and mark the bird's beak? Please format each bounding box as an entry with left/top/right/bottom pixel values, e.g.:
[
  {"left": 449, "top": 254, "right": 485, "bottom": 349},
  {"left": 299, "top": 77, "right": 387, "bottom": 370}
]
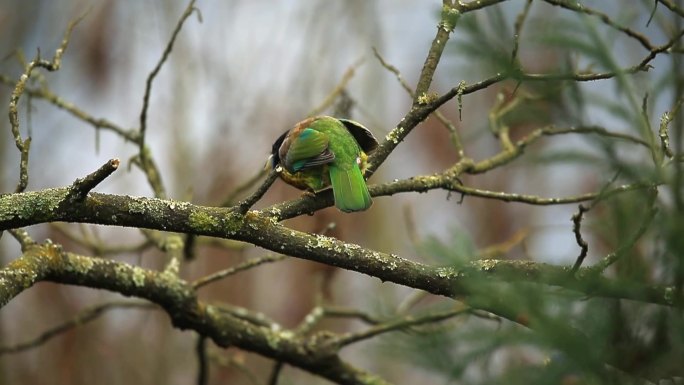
[{"left": 264, "top": 155, "right": 274, "bottom": 171}]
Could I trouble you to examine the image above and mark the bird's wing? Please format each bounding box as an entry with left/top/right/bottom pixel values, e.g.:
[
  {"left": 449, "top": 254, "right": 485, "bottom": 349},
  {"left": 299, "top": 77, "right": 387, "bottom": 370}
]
[
  {"left": 284, "top": 128, "right": 335, "bottom": 172},
  {"left": 338, "top": 119, "right": 379, "bottom": 153}
]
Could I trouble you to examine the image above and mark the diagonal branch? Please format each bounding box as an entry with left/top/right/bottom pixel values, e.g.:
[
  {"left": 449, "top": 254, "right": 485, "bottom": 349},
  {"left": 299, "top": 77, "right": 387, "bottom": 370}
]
[
  {"left": 68, "top": 158, "right": 120, "bottom": 201},
  {"left": 331, "top": 307, "right": 469, "bottom": 348},
  {"left": 139, "top": 0, "right": 199, "bottom": 153},
  {"left": 0, "top": 242, "right": 390, "bottom": 385},
  {"left": 192, "top": 253, "right": 287, "bottom": 289},
  {"left": 0, "top": 76, "right": 140, "bottom": 143},
  {"left": 236, "top": 169, "right": 278, "bottom": 214}
]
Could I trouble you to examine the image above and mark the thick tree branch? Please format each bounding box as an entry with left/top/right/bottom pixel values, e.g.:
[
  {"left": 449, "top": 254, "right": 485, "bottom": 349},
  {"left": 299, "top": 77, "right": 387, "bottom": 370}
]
[
  {"left": 0, "top": 189, "right": 678, "bottom": 308},
  {"left": 0, "top": 243, "right": 390, "bottom": 385}
]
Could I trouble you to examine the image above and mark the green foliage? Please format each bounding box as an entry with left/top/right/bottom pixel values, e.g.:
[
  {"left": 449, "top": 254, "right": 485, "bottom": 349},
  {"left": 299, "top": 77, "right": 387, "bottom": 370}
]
[
  {"left": 452, "top": 7, "right": 517, "bottom": 78},
  {"left": 380, "top": 2, "right": 684, "bottom": 384},
  {"left": 419, "top": 225, "right": 477, "bottom": 265}
]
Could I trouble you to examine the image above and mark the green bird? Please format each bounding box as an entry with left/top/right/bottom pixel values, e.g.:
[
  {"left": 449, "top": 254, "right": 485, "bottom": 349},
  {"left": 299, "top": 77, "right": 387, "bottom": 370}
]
[{"left": 268, "top": 116, "right": 378, "bottom": 212}]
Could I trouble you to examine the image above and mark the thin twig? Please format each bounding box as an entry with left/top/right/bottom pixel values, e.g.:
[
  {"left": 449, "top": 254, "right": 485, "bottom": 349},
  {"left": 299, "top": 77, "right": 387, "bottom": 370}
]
[
  {"left": 371, "top": 47, "right": 413, "bottom": 95},
  {"left": 377, "top": 177, "right": 651, "bottom": 206},
  {"left": 510, "top": 0, "right": 534, "bottom": 63},
  {"left": 221, "top": 168, "right": 268, "bottom": 207},
  {"left": 647, "top": 0, "right": 659, "bottom": 27},
  {"left": 50, "top": 223, "right": 152, "bottom": 256},
  {"left": 543, "top": 0, "right": 655, "bottom": 51},
  {"left": 268, "top": 361, "right": 284, "bottom": 385},
  {"left": 139, "top": 0, "right": 199, "bottom": 153},
  {"left": 372, "top": 47, "right": 465, "bottom": 158},
  {"left": 396, "top": 291, "right": 431, "bottom": 315},
  {"left": 307, "top": 58, "right": 364, "bottom": 117},
  {"left": 236, "top": 169, "right": 278, "bottom": 214},
  {"left": 192, "top": 254, "right": 287, "bottom": 289},
  {"left": 534, "top": 125, "right": 651, "bottom": 147},
  {"left": 592, "top": 189, "right": 659, "bottom": 272},
  {"left": 294, "top": 306, "right": 325, "bottom": 336},
  {"left": 134, "top": 0, "right": 199, "bottom": 200},
  {"left": 7, "top": 229, "right": 35, "bottom": 252},
  {"left": 196, "top": 335, "right": 208, "bottom": 385},
  {"left": 323, "top": 306, "right": 383, "bottom": 325},
  {"left": 7, "top": 14, "right": 85, "bottom": 193},
  {"left": 212, "top": 304, "right": 280, "bottom": 329},
  {"left": 659, "top": 97, "right": 683, "bottom": 160},
  {"left": 0, "top": 301, "right": 152, "bottom": 355},
  {"left": 571, "top": 204, "right": 590, "bottom": 272},
  {"left": 657, "top": 0, "right": 684, "bottom": 18},
  {"left": 331, "top": 307, "right": 469, "bottom": 348},
  {"left": 0, "top": 76, "right": 140, "bottom": 143}
]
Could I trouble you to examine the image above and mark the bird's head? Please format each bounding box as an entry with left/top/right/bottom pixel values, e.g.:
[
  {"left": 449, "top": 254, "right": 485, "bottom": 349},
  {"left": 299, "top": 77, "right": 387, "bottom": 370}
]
[{"left": 265, "top": 130, "right": 289, "bottom": 171}]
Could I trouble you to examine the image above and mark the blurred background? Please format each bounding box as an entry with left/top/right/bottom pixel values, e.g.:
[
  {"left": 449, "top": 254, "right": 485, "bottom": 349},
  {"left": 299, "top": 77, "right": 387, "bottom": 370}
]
[{"left": 1, "top": 0, "right": 682, "bottom": 384}]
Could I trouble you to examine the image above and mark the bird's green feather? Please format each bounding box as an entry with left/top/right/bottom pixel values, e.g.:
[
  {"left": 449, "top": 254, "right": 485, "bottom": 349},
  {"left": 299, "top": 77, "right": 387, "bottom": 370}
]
[
  {"left": 329, "top": 163, "right": 372, "bottom": 212},
  {"left": 284, "top": 128, "right": 331, "bottom": 171}
]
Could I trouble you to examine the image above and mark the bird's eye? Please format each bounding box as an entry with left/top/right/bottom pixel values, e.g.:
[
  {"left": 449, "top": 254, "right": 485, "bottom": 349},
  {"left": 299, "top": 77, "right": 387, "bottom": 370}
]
[
  {"left": 275, "top": 165, "right": 283, "bottom": 173},
  {"left": 356, "top": 157, "right": 361, "bottom": 165}
]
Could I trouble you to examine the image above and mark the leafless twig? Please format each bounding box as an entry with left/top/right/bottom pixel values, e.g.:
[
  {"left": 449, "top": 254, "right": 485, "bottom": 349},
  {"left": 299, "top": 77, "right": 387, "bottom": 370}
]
[{"left": 0, "top": 301, "right": 152, "bottom": 355}]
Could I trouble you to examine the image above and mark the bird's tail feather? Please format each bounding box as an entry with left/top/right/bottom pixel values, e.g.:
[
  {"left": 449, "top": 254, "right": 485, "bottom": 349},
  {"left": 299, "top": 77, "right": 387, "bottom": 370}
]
[{"left": 329, "top": 164, "right": 372, "bottom": 212}]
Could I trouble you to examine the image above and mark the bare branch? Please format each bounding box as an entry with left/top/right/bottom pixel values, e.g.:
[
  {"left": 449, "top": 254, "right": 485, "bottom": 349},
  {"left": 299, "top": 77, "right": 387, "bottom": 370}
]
[
  {"left": 543, "top": 0, "right": 656, "bottom": 51},
  {"left": 267, "top": 361, "right": 284, "bottom": 385},
  {"left": 0, "top": 301, "right": 152, "bottom": 355},
  {"left": 657, "top": 0, "right": 684, "bottom": 18},
  {"left": 659, "top": 97, "right": 683, "bottom": 159},
  {"left": 591, "top": 192, "right": 659, "bottom": 273},
  {"left": 322, "top": 306, "right": 383, "bottom": 325},
  {"left": 307, "top": 59, "right": 364, "bottom": 117},
  {"left": 7, "top": 13, "right": 85, "bottom": 193},
  {"left": 50, "top": 223, "right": 152, "bottom": 256},
  {"left": 511, "top": 0, "right": 534, "bottom": 63},
  {"left": 0, "top": 76, "right": 140, "bottom": 143},
  {"left": 236, "top": 169, "right": 278, "bottom": 214},
  {"left": 373, "top": 47, "right": 465, "bottom": 158},
  {"left": 139, "top": 0, "right": 199, "bottom": 153},
  {"left": 68, "top": 158, "right": 120, "bottom": 201},
  {"left": 331, "top": 307, "right": 469, "bottom": 348},
  {"left": 196, "top": 336, "right": 209, "bottom": 385},
  {"left": 571, "top": 204, "right": 590, "bottom": 273},
  {"left": 192, "top": 254, "right": 287, "bottom": 289},
  {"left": 221, "top": 168, "right": 268, "bottom": 207}
]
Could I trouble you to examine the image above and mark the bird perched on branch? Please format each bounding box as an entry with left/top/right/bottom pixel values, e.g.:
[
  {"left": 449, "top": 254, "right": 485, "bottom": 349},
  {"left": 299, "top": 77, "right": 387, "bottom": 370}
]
[{"left": 268, "top": 116, "right": 378, "bottom": 212}]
